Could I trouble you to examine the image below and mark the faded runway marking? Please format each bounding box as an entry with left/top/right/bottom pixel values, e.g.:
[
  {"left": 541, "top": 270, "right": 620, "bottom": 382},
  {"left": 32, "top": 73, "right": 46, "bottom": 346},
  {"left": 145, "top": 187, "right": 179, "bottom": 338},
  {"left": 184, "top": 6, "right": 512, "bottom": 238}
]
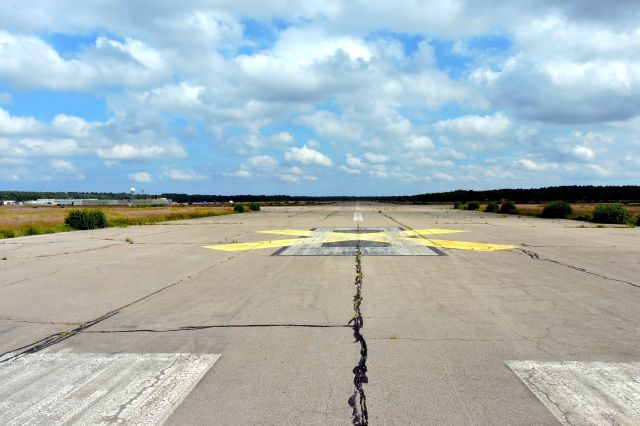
[
  {"left": 204, "top": 227, "right": 516, "bottom": 254},
  {"left": 507, "top": 360, "right": 640, "bottom": 425},
  {"left": 0, "top": 351, "right": 220, "bottom": 425}
]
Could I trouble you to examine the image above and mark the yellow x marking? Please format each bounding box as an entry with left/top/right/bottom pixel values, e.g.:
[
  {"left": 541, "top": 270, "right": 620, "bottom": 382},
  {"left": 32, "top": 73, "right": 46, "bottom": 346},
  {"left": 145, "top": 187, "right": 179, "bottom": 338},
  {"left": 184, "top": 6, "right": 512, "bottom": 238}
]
[{"left": 203, "top": 228, "right": 517, "bottom": 252}]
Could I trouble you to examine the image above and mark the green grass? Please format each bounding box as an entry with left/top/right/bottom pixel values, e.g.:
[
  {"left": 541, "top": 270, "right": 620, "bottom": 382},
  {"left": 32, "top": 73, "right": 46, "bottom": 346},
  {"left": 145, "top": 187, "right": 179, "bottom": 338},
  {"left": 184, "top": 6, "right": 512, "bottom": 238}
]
[
  {"left": 107, "top": 210, "right": 233, "bottom": 227},
  {"left": 1, "top": 224, "right": 71, "bottom": 238}
]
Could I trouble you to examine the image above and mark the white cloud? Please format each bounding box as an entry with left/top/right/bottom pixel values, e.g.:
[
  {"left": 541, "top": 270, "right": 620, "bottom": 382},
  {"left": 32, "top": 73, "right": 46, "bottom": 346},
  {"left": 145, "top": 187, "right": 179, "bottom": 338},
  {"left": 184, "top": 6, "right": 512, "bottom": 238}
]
[
  {"left": 300, "top": 110, "right": 362, "bottom": 141},
  {"left": 247, "top": 155, "right": 278, "bottom": 169},
  {"left": 514, "top": 159, "right": 559, "bottom": 172},
  {"left": 0, "top": 137, "right": 80, "bottom": 157},
  {"left": 345, "top": 154, "right": 364, "bottom": 168},
  {"left": 50, "top": 159, "right": 76, "bottom": 173},
  {"left": 363, "top": 152, "right": 389, "bottom": 163},
  {"left": 161, "top": 169, "right": 209, "bottom": 181},
  {"left": 0, "top": 107, "right": 41, "bottom": 134},
  {"left": 571, "top": 145, "right": 595, "bottom": 161},
  {"left": 338, "top": 165, "right": 361, "bottom": 174},
  {"left": 279, "top": 173, "right": 299, "bottom": 182},
  {"left": 435, "top": 112, "right": 512, "bottom": 137},
  {"left": 0, "top": 32, "right": 167, "bottom": 90},
  {"left": 228, "top": 169, "right": 252, "bottom": 178},
  {"left": 284, "top": 144, "right": 332, "bottom": 167},
  {"left": 129, "top": 171, "right": 153, "bottom": 182},
  {"left": 404, "top": 135, "right": 434, "bottom": 150},
  {"left": 96, "top": 144, "right": 186, "bottom": 160}
]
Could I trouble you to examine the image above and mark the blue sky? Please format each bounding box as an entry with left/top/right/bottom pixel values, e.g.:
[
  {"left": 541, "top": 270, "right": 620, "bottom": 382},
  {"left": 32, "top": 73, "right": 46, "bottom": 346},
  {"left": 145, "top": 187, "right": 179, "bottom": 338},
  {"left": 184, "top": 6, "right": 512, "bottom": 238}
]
[{"left": 0, "top": 1, "right": 639, "bottom": 195}]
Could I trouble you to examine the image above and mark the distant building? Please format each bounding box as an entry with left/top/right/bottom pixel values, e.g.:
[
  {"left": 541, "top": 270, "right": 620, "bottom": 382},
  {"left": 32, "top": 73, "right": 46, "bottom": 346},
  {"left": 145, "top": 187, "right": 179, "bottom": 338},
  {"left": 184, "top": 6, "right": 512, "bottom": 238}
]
[
  {"left": 24, "top": 198, "right": 171, "bottom": 206},
  {"left": 0, "top": 200, "right": 16, "bottom": 205}
]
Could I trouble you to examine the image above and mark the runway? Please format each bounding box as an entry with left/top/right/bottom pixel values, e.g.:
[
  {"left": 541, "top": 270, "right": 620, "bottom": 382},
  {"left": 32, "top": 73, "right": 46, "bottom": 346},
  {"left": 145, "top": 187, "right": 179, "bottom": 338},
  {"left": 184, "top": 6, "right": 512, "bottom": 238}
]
[{"left": 1, "top": 203, "right": 639, "bottom": 424}]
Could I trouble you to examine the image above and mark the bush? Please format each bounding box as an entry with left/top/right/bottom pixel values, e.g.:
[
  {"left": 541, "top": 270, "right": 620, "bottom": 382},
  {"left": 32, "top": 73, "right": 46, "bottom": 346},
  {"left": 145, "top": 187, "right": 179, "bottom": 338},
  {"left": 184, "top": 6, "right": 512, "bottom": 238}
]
[
  {"left": 485, "top": 201, "right": 499, "bottom": 212},
  {"left": 23, "top": 226, "right": 40, "bottom": 236},
  {"left": 541, "top": 200, "right": 572, "bottom": 219},
  {"left": 64, "top": 209, "right": 108, "bottom": 230},
  {"left": 453, "top": 201, "right": 464, "bottom": 209},
  {"left": 591, "top": 203, "right": 631, "bottom": 224},
  {"left": 233, "top": 204, "right": 245, "bottom": 213},
  {"left": 0, "top": 229, "right": 15, "bottom": 239},
  {"left": 465, "top": 201, "right": 480, "bottom": 210},
  {"left": 575, "top": 213, "right": 592, "bottom": 222},
  {"left": 249, "top": 202, "right": 261, "bottom": 211},
  {"left": 499, "top": 200, "right": 518, "bottom": 214}
]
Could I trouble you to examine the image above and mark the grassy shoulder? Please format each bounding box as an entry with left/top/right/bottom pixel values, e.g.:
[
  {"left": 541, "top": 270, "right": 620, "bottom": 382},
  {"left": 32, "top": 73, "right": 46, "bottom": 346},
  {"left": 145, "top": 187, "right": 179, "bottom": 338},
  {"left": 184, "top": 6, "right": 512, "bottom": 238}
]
[
  {"left": 0, "top": 205, "right": 236, "bottom": 239},
  {"left": 454, "top": 201, "right": 639, "bottom": 226}
]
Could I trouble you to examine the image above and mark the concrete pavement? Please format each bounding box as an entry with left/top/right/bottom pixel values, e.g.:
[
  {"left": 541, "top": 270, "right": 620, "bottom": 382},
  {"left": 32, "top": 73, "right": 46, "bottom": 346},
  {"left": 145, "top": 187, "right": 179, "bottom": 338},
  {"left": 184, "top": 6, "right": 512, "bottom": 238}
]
[{"left": 1, "top": 203, "right": 639, "bottom": 424}]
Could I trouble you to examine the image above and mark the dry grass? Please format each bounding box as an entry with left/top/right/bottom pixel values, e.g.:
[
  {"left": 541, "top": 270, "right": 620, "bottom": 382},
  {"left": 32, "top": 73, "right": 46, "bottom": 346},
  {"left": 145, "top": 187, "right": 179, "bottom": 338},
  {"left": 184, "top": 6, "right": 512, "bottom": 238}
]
[
  {"left": 513, "top": 203, "right": 640, "bottom": 218},
  {"left": 0, "top": 205, "right": 234, "bottom": 238}
]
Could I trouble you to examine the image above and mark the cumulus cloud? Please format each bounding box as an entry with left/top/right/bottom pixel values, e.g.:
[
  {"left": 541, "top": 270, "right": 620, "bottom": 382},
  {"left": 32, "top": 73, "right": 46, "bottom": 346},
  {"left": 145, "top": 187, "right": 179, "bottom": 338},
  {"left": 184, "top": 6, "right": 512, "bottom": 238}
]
[
  {"left": 363, "top": 152, "right": 389, "bottom": 163},
  {"left": 247, "top": 155, "right": 278, "bottom": 169},
  {"left": 571, "top": 145, "right": 595, "bottom": 161},
  {"left": 0, "top": 32, "right": 167, "bottom": 90},
  {"left": 161, "top": 169, "right": 209, "bottom": 181},
  {"left": 96, "top": 144, "right": 186, "bottom": 160},
  {"left": 434, "top": 112, "right": 512, "bottom": 137},
  {"left": 0, "top": 2, "right": 638, "bottom": 190},
  {"left": 50, "top": 159, "right": 76, "bottom": 173},
  {"left": 284, "top": 144, "right": 333, "bottom": 167},
  {"left": 129, "top": 171, "right": 153, "bottom": 182}
]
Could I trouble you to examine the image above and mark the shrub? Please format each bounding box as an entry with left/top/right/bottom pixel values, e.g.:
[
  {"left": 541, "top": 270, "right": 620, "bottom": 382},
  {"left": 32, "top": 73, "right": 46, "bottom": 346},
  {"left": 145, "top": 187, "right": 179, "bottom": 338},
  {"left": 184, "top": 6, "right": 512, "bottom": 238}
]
[
  {"left": 0, "top": 229, "right": 15, "bottom": 239},
  {"left": 485, "top": 201, "right": 499, "bottom": 212},
  {"left": 64, "top": 208, "right": 108, "bottom": 230},
  {"left": 575, "top": 213, "right": 592, "bottom": 222},
  {"left": 541, "top": 200, "right": 572, "bottom": 219},
  {"left": 23, "top": 226, "right": 41, "bottom": 236},
  {"left": 499, "top": 200, "right": 518, "bottom": 214},
  {"left": 591, "top": 203, "right": 631, "bottom": 224},
  {"left": 453, "top": 201, "right": 464, "bottom": 209},
  {"left": 233, "top": 204, "right": 245, "bottom": 213},
  {"left": 249, "top": 202, "right": 261, "bottom": 211},
  {"left": 465, "top": 201, "right": 480, "bottom": 210}
]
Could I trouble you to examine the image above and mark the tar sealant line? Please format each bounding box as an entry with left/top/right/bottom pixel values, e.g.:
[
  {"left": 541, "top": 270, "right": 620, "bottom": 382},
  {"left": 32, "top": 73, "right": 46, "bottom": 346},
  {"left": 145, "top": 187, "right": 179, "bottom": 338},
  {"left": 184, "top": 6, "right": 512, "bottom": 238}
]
[{"left": 348, "top": 224, "right": 369, "bottom": 425}]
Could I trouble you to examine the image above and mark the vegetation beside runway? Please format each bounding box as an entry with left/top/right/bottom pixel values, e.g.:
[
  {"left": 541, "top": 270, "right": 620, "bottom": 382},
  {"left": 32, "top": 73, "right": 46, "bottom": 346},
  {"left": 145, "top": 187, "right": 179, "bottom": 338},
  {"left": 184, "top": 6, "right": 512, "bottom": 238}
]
[
  {"left": 455, "top": 201, "right": 640, "bottom": 226},
  {"left": 0, "top": 205, "right": 236, "bottom": 239}
]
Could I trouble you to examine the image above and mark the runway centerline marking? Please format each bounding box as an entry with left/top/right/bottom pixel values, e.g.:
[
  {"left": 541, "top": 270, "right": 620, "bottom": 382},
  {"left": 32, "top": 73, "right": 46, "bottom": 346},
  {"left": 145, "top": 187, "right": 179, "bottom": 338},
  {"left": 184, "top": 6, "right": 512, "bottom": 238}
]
[{"left": 203, "top": 227, "right": 517, "bottom": 255}]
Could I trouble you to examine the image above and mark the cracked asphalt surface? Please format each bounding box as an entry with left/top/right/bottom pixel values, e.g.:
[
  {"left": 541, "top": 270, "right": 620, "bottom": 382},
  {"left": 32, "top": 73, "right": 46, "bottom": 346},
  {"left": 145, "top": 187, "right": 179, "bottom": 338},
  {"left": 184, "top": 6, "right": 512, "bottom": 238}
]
[{"left": 0, "top": 203, "right": 639, "bottom": 424}]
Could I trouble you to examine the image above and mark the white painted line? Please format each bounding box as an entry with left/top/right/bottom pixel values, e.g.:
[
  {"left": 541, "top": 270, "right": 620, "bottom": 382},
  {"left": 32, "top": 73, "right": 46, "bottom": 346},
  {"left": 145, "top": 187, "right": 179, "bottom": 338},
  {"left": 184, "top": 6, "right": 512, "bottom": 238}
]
[
  {"left": 352, "top": 204, "right": 363, "bottom": 222},
  {"left": 0, "top": 351, "right": 220, "bottom": 425},
  {"left": 507, "top": 360, "right": 640, "bottom": 425}
]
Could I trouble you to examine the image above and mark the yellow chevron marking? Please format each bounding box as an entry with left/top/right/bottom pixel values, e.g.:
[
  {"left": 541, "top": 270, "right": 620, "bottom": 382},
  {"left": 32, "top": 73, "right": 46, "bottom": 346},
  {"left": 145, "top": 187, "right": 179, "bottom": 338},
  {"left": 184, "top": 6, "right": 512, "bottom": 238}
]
[
  {"left": 401, "top": 229, "right": 468, "bottom": 237},
  {"left": 203, "top": 228, "right": 516, "bottom": 252},
  {"left": 402, "top": 238, "right": 517, "bottom": 251}
]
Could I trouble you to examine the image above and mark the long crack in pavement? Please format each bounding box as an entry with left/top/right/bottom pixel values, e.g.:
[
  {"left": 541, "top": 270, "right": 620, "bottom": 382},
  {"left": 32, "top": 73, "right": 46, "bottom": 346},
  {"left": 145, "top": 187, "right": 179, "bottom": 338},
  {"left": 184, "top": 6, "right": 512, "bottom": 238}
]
[{"left": 348, "top": 225, "right": 369, "bottom": 425}]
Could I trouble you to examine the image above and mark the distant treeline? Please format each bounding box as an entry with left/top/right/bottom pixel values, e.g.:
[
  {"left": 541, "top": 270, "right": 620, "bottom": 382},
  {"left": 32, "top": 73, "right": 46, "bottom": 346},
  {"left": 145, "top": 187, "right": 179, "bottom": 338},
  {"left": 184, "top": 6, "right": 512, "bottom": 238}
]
[
  {"left": 164, "top": 186, "right": 640, "bottom": 203},
  {"left": 2, "top": 185, "right": 639, "bottom": 204},
  {"left": 399, "top": 185, "right": 640, "bottom": 204},
  {"left": 0, "top": 191, "right": 135, "bottom": 202},
  {"left": 161, "top": 193, "right": 358, "bottom": 203}
]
